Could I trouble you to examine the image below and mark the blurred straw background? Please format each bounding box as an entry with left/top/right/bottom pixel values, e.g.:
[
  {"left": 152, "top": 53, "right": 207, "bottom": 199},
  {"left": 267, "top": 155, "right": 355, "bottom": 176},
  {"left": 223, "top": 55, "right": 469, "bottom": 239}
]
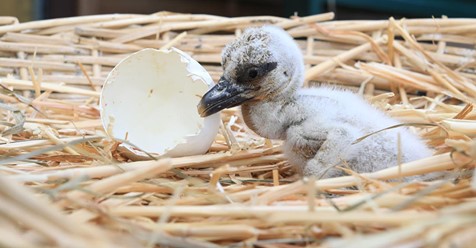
[{"left": 0, "top": 11, "right": 475, "bottom": 247}]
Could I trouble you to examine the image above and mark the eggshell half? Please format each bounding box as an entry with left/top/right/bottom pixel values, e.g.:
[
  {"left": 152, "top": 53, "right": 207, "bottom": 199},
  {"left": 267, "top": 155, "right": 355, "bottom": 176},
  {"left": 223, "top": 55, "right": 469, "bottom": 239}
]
[{"left": 100, "top": 48, "right": 220, "bottom": 157}]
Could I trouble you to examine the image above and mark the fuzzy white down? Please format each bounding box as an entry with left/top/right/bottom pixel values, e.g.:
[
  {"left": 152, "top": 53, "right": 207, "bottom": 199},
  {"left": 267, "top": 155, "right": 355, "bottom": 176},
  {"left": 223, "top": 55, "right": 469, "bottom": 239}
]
[{"left": 221, "top": 26, "right": 433, "bottom": 179}]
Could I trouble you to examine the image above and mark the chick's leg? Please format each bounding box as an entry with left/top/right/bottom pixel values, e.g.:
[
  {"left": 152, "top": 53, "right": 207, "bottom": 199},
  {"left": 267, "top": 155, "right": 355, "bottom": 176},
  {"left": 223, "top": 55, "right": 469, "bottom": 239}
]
[
  {"left": 283, "top": 123, "right": 326, "bottom": 175},
  {"left": 302, "top": 125, "right": 359, "bottom": 178}
]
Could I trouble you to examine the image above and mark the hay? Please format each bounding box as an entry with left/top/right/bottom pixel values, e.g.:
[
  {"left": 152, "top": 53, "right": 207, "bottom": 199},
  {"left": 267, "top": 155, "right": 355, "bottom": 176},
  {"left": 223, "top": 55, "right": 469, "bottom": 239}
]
[{"left": 0, "top": 11, "right": 475, "bottom": 247}]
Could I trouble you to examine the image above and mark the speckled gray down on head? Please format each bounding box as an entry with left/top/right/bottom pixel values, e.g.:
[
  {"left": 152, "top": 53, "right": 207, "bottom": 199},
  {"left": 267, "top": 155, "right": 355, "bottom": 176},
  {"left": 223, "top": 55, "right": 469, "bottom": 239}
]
[{"left": 197, "top": 25, "right": 433, "bottom": 179}]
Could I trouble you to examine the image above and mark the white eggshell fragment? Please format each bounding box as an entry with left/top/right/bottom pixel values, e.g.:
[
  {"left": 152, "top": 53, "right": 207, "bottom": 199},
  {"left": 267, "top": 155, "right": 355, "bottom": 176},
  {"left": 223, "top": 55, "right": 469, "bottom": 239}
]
[{"left": 100, "top": 48, "right": 220, "bottom": 157}]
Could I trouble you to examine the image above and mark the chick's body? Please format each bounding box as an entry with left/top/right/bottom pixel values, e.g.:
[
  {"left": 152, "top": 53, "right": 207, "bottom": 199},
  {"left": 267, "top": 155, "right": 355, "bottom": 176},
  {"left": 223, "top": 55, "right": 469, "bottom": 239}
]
[
  {"left": 198, "top": 26, "right": 432, "bottom": 178},
  {"left": 243, "top": 87, "right": 432, "bottom": 177}
]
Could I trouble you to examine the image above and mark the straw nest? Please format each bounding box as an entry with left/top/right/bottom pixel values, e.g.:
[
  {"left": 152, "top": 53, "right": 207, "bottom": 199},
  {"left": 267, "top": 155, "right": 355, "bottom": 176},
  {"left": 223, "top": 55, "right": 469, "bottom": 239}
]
[{"left": 0, "top": 12, "right": 475, "bottom": 248}]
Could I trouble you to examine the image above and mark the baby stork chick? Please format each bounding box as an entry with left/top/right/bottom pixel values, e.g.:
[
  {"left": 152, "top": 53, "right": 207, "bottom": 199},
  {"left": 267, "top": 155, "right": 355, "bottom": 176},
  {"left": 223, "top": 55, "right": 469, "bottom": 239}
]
[{"left": 197, "top": 26, "right": 432, "bottom": 179}]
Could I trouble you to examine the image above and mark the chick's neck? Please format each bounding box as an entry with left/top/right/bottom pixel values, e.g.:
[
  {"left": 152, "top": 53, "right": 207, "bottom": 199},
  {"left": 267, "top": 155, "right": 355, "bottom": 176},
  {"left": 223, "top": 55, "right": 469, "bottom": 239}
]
[
  {"left": 241, "top": 58, "right": 305, "bottom": 139},
  {"left": 241, "top": 88, "right": 299, "bottom": 140}
]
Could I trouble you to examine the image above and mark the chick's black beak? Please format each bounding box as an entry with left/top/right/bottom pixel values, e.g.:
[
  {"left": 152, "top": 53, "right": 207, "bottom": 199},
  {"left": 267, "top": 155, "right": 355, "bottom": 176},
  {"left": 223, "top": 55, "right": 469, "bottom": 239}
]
[{"left": 198, "top": 77, "right": 256, "bottom": 117}]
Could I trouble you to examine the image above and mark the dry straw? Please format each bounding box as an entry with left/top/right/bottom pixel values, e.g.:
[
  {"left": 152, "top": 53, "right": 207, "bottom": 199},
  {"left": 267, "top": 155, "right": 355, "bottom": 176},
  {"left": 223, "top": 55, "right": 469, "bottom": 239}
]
[{"left": 0, "top": 11, "right": 475, "bottom": 247}]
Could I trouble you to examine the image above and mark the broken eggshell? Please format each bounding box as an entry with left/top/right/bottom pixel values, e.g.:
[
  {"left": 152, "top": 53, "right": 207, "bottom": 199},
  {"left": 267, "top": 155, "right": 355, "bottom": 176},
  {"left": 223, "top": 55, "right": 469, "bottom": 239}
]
[{"left": 100, "top": 48, "right": 220, "bottom": 157}]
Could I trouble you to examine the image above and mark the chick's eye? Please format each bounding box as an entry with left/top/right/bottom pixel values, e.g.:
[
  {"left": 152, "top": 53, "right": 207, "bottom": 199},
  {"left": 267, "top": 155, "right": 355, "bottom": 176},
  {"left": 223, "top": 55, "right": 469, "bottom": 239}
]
[{"left": 248, "top": 69, "right": 258, "bottom": 79}]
